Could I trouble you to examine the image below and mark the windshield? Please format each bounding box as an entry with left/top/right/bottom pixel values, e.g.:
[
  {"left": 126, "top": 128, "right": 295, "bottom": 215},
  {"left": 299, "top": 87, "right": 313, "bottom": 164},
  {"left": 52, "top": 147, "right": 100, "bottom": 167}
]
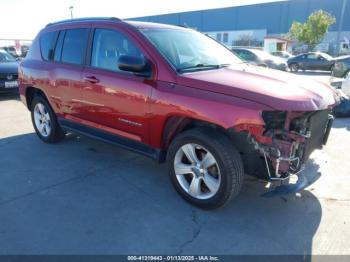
[
  {"left": 141, "top": 29, "right": 242, "bottom": 72},
  {"left": 0, "top": 51, "right": 16, "bottom": 62}
]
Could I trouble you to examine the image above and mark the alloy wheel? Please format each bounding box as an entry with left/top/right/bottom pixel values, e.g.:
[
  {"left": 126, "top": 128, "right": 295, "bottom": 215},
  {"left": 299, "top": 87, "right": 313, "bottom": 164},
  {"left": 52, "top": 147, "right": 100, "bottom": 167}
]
[
  {"left": 33, "top": 103, "right": 52, "bottom": 137},
  {"left": 174, "top": 143, "right": 221, "bottom": 200},
  {"left": 290, "top": 64, "right": 299, "bottom": 72}
]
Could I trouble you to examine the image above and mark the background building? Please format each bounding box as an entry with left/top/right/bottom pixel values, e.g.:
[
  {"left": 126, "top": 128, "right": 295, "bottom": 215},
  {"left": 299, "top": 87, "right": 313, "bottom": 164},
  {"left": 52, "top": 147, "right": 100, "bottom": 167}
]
[{"left": 127, "top": 0, "right": 350, "bottom": 55}]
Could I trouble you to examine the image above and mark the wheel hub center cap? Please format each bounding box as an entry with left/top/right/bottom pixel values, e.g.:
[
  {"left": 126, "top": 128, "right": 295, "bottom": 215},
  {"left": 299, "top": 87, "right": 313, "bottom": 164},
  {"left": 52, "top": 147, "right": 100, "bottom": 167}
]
[{"left": 192, "top": 166, "right": 204, "bottom": 177}]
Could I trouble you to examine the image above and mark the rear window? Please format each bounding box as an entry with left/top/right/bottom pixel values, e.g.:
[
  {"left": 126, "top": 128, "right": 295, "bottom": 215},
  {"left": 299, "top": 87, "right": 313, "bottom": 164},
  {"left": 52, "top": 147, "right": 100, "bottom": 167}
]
[
  {"left": 40, "top": 31, "right": 58, "bottom": 60},
  {"left": 61, "top": 28, "right": 89, "bottom": 65}
]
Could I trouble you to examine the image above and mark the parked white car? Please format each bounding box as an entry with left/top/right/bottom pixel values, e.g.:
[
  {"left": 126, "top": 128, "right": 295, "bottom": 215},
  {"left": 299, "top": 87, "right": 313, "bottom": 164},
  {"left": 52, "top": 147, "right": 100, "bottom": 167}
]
[{"left": 342, "top": 74, "right": 350, "bottom": 97}]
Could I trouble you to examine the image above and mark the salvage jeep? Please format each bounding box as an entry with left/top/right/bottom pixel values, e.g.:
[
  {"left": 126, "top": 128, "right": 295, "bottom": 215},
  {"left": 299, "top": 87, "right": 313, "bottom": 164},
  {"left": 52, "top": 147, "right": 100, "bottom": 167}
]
[{"left": 18, "top": 18, "right": 339, "bottom": 208}]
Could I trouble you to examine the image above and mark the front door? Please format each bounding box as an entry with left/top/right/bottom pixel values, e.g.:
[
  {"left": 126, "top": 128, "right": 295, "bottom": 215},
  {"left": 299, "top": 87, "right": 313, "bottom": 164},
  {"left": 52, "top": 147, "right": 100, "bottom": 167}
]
[{"left": 81, "top": 27, "right": 153, "bottom": 143}]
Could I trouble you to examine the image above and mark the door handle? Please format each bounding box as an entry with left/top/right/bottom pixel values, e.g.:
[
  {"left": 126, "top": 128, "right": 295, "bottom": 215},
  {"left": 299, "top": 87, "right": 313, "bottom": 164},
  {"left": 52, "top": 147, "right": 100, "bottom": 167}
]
[{"left": 84, "top": 76, "right": 100, "bottom": 84}]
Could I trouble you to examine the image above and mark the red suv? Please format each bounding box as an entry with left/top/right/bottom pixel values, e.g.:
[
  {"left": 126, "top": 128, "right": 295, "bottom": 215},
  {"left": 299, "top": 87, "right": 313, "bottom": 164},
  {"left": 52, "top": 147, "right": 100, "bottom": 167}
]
[{"left": 19, "top": 18, "right": 339, "bottom": 208}]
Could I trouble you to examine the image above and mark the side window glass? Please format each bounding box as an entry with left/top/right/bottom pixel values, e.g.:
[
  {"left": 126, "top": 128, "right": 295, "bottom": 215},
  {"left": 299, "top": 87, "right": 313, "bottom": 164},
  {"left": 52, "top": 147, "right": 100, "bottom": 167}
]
[
  {"left": 40, "top": 31, "right": 58, "bottom": 60},
  {"left": 307, "top": 54, "right": 317, "bottom": 60},
  {"left": 234, "top": 50, "right": 245, "bottom": 60},
  {"left": 249, "top": 52, "right": 258, "bottom": 61},
  {"left": 61, "top": 28, "right": 89, "bottom": 65},
  {"left": 54, "top": 30, "right": 65, "bottom": 62},
  {"left": 91, "top": 29, "right": 143, "bottom": 72},
  {"left": 238, "top": 50, "right": 255, "bottom": 61}
]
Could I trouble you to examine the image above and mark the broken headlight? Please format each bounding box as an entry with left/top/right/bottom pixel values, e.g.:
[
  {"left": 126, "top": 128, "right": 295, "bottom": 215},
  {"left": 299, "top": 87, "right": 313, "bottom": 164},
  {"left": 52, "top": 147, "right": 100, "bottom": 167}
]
[{"left": 262, "top": 111, "right": 286, "bottom": 131}]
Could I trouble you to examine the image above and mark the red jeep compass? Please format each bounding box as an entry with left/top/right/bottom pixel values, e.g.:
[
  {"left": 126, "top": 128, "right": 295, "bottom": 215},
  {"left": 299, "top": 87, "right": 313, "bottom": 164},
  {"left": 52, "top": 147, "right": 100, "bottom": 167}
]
[{"left": 19, "top": 17, "right": 339, "bottom": 208}]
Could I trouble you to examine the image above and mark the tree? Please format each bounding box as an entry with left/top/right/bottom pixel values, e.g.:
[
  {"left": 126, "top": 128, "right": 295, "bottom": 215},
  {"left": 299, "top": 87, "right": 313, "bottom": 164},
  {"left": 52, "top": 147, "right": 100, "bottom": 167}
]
[{"left": 288, "top": 10, "right": 336, "bottom": 51}]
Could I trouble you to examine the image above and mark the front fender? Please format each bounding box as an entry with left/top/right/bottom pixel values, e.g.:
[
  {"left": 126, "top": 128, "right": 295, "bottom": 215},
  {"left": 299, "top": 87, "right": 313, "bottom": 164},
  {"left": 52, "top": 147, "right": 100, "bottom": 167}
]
[{"left": 148, "top": 81, "right": 271, "bottom": 148}]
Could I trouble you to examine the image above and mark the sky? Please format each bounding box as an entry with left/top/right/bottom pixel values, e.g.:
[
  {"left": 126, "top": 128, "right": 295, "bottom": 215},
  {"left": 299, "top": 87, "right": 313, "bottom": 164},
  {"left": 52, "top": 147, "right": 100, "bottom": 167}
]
[{"left": 0, "top": 0, "right": 285, "bottom": 40}]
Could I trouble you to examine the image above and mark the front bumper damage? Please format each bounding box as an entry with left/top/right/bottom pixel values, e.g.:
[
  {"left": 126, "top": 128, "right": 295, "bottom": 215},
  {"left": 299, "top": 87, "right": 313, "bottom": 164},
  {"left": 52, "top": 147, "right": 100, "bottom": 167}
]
[{"left": 235, "top": 109, "right": 334, "bottom": 181}]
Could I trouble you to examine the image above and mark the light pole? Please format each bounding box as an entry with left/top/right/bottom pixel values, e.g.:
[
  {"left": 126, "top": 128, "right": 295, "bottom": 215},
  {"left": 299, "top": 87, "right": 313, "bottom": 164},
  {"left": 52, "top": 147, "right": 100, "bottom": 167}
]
[
  {"left": 336, "top": 0, "right": 348, "bottom": 55},
  {"left": 69, "top": 6, "right": 74, "bottom": 19}
]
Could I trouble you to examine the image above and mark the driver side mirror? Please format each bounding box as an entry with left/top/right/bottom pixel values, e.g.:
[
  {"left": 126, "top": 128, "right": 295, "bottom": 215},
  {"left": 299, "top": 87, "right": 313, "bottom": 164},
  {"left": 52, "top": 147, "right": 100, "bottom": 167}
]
[{"left": 117, "top": 55, "right": 151, "bottom": 78}]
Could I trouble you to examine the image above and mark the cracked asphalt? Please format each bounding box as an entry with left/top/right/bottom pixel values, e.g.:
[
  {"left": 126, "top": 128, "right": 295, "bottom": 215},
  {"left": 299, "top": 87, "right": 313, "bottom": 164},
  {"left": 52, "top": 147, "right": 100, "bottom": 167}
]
[{"left": 0, "top": 76, "right": 350, "bottom": 255}]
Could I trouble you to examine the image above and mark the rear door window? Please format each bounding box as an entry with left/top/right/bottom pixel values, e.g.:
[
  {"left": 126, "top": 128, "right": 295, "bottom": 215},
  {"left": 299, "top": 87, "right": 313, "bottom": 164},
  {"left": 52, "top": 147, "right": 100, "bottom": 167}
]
[
  {"left": 307, "top": 54, "right": 318, "bottom": 60},
  {"left": 235, "top": 50, "right": 256, "bottom": 62},
  {"left": 61, "top": 28, "right": 89, "bottom": 65},
  {"left": 54, "top": 30, "right": 65, "bottom": 62},
  {"left": 40, "top": 31, "right": 58, "bottom": 60}
]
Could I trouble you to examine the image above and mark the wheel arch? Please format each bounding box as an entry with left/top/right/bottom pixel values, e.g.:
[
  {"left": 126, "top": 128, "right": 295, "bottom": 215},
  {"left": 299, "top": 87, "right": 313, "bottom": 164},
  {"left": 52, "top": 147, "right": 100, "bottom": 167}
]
[
  {"left": 25, "top": 86, "right": 49, "bottom": 110},
  {"left": 160, "top": 115, "right": 229, "bottom": 151}
]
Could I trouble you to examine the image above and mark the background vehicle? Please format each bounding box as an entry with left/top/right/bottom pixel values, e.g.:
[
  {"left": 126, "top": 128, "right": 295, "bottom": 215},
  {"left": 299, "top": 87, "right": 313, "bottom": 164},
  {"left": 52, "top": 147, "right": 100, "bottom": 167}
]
[
  {"left": 2, "top": 46, "right": 21, "bottom": 58},
  {"left": 271, "top": 51, "right": 294, "bottom": 60},
  {"left": 19, "top": 18, "right": 338, "bottom": 209},
  {"left": 0, "top": 49, "right": 19, "bottom": 93},
  {"left": 333, "top": 55, "right": 350, "bottom": 78},
  {"left": 232, "top": 48, "right": 288, "bottom": 71},
  {"left": 20, "top": 45, "right": 30, "bottom": 58},
  {"left": 287, "top": 52, "right": 334, "bottom": 72}
]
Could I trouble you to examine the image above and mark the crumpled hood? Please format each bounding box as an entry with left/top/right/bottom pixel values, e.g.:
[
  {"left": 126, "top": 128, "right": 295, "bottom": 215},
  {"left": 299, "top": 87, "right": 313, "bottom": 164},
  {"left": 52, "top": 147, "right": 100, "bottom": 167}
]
[
  {"left": 0, "top": 61, "right": 19, "bottom": 74},
  {"left": 177, "top": 64, "right": 340, "bottom": 111}
]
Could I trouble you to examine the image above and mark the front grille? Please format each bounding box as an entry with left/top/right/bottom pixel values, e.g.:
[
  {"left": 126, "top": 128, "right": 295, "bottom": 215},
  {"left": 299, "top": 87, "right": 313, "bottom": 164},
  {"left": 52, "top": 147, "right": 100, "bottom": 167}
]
[
  {"left": 0, "top": 73, "right": 18, "bottom": 81},
  {"left": 303, "top": 109, "right": 331, "bottom": 161}
]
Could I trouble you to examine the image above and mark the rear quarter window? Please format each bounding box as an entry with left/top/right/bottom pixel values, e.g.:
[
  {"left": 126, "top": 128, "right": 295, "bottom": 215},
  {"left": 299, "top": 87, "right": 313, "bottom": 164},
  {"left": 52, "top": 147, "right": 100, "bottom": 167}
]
[{"left": 40, "top": 31, "right": 58, "bottom": 60}]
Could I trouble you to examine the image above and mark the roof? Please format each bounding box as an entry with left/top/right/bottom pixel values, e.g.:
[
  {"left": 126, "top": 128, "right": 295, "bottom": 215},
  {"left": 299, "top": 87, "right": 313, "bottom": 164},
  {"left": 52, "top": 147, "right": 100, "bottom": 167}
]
[
  {"left": 45, "top": 17, "right": 122, "bottom": 27},
  {"left": 126, "top": 21, "right": 189, "bottom": 30},
  {"left": 45, "top": 17, "right": 188, "bottom": 31}
]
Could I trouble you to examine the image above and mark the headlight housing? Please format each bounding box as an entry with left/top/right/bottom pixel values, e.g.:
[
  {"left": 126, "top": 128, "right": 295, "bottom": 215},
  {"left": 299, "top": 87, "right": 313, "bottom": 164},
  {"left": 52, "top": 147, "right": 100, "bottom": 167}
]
[{"left": 262, "top": 111, "right": 286, "bottom": 131}]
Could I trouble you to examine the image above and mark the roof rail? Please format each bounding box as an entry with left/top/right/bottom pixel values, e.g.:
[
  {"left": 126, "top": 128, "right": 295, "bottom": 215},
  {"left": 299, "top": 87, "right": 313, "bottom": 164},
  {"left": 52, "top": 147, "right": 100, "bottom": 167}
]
[{"left": 46, "top": 17, "right": 122, "bottom": 27}]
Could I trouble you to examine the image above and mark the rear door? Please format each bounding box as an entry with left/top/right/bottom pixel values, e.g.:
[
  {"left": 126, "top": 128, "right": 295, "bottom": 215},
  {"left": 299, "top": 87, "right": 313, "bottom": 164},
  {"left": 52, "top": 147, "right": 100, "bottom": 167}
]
[
  {"left": 317, "top": 54, "right": 333, "bottom": 70},
  {"left": 303, "top": 53, "right": 319, "bottom": 70},
  {"left": 49, "top": 27, "right": 90, "bottom": 118}
]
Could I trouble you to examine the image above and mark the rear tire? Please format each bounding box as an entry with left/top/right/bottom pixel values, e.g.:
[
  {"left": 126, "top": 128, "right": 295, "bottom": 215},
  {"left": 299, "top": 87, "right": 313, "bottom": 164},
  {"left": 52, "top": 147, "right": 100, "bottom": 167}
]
[
  {"left": 289, "top": 63, "right": 299, "bottom": 72},
  {"left": 167, "top": 128, "right": 244, "bottom": 209},
  {"left": 31, "top": 95, "right": 65, "bottom": 143}
]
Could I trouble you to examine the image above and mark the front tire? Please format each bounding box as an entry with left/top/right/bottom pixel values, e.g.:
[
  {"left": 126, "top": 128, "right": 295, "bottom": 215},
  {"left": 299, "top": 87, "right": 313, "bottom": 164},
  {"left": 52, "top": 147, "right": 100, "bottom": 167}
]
[
  {"left": 167, "top": 128, "right": 244, "bottom": 209},
  {"left": 31, "top": 95, "right": 65, "bottom": 143}
]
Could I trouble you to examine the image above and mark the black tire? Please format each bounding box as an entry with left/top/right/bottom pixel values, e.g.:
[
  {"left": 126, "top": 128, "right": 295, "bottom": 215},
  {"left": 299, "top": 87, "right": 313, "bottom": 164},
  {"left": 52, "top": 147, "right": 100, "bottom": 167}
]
[
  {"left": 345, "top": 70, "right": 350, "bottom": 79},
  {"left": 167, "top": 128, "right": 244, "bottom": 209},
  {"left": 289, "top": 63, "right": 299, "bottom": 72},
  {"left": 30, "top": 95, "right": 65, "bottom": 143}
]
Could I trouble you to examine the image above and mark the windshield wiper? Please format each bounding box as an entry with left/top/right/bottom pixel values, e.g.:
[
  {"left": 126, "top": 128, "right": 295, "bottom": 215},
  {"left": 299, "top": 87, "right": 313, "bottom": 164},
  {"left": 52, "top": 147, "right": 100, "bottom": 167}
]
[{"left": 177, "top": 63, "right": 230, "bottom": 72}]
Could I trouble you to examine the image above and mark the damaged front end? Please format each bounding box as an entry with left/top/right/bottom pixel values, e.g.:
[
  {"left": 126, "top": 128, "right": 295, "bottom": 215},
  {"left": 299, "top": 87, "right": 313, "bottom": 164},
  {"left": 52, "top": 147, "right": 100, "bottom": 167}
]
[{"left": 234, "top": 109, "right": 334, "bottom": 181}]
